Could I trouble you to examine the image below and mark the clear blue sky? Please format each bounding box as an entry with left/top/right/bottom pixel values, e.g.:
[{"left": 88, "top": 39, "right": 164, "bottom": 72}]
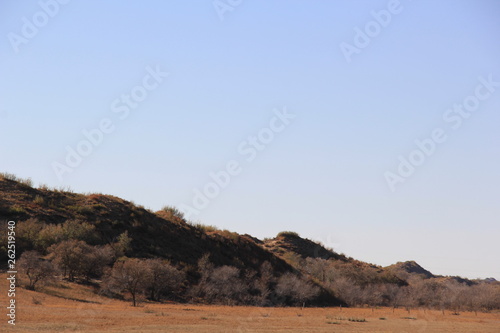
[{"left": 1, "top": 0, "right": 499, "bottom": 279}]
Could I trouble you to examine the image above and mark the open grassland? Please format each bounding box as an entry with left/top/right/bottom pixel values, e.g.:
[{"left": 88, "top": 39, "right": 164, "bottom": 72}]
[{"left": 1, "top": 277, "right": 499, "bottom": 332}]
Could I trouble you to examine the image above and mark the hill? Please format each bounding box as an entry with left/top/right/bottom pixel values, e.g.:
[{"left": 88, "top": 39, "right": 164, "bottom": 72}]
[
  {"left": 1, "top": 173, "right": 499, "bottom": 311},
  {"left": 386, "top": 260, "right": 435, "bottom": 279},
  {"left": 0, "top": 174, "right": 342, "bottom": 306},
  {"left": 263, "top": 231, "right": 349, "bottom": 262},
  {"left": 0, "top": 175, "right": 288, "bottom": 271}
]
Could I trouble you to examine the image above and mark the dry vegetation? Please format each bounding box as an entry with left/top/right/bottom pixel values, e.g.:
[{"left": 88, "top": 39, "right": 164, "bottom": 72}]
[
  {"left": 1, "top": 174, "right": 500, "bottom": 331},
  {"left": 1, "top": 274, "right": 499, "bottom": 333}
]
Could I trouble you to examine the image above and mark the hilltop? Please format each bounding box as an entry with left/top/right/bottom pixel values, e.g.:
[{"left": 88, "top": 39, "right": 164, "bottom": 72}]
[{"left": 386, "top": 260, "right": 435, "bottom": 279}]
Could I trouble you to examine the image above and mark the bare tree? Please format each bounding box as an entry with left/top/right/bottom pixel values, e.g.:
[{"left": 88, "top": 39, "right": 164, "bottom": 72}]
[
  {"left": 18, "top": 251, "right": 56, "bottom": 290},
  {"left": 464, "top": 283, "right": 500, "bottom": 314},
  {"left": 104, "top": 258, "right": 149, "bottom": 306},
  {"left": 329, "top": 276, "right": 363, "bottom": 306},
  {"left": 383, "top": 283, "right": 404, "bottom": 312},
  {"left": 304, "top": 258, "right": 329, "bottom": 284},
  {"left": 197, "top": 253, "right": 214, "bottom": 282},
  {"left": 16, "top": 218, "right": 45, "bottom": 251},
  {"left": 443, "top": 280, "right": 468, "bottom": 314},
  {"left": 144, "top": 258, "right": 184, "bottom": 301},
  {"left": 49, "top": 240, "right": 114, "bottom": 282},
  {"left": 48, "top": 239, "right": 87, "bottom": 281},
  {"left": 201, "top": 265, "right": 246, "bottom": 305},
  {"left": 276, "top": 273, "right": 319, "bottom": 306},
  {"left": 401, "top": 285, "right": 418, "bottom": 314},
  {"left": 81, "top": 245, "right": 115, "bottom": 281},
  {"left": 252, "top": 261, "right": 274, "bottom": 305}
]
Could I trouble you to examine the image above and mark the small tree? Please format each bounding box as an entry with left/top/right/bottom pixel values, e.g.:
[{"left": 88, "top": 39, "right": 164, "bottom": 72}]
[
  {"left": 384, "top": 283, "right": 405, "bottom": 312},
  {"left": 252, "top": 261, "right": 274, "bottom": 305},
  {"left": 81, "top": 245, "right": 115, "bottom": 281},
  {"left": 192, "top": 255, "right": 246, "bottom": 305},
  {"left": 61, "top": 220, "right": 97, "bottom": 243},
  {"left": 49, "top": 240, "right": 114, "bottom": 282},
  {"left": 37, "top": 224, "right": 65, "bottom": 251},
  {"left": 276, "top": 273, "right": 319, "bottom": 306},
  {"left": 144, "top": 258, "right": 184, "bottom": 301},
  {"left": 18, "top": 251, "right": 56, "bottom": 290},
  {"left": 104, "top": 258, "right": 149, "bottom": 306},
  {"left": 16, "top": 218, "right": 45, "bottom": 251},
  {"left": 49, "top": 239, "right": 88, "bottom": 281},
  {"left": 329, "top": 276, "right": 363, "bottom": 307},
  {"left": 203, "top": 265, "right": 246, "bottom": 305}
]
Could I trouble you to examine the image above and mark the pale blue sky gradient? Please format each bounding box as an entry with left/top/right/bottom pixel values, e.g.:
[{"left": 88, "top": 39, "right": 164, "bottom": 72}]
[{"left": 1, "top": 0, "right": 499, "bottom": 279}]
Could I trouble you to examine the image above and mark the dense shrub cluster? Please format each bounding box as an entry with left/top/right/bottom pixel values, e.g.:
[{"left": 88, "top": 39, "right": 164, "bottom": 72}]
[
  {"left": 301, "top": 257, "right": 500, "bottom": 313},
  {"left": 190, "top": 254, "right": 318, "bottom": 306},
  {"left": 8, "top": 217, "right": 499, "bottom": 311},
  {"left": 12, "top": 218, "right": 319, "bottom": 307}
]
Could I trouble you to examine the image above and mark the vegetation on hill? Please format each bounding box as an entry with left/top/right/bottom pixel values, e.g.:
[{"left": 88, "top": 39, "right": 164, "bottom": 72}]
[
  {"left": 0, "top": 174, "right": 338, "bottom": 307},
  {"left": 386, "top": 260, "right": 435, "bottom": 279},
  {"left": 1, "top": 173, "right": 499, "bottom": 312}
]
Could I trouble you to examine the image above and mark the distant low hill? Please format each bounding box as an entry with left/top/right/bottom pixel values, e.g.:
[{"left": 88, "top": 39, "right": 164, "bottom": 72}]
[{"left": 386, "top": 260, "right": 435, "bottom": 279}]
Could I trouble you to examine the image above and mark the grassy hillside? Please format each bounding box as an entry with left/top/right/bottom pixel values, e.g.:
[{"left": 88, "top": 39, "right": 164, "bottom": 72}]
[
  {"left": 0, "top": 174, "right": 343, "bottom": 306},
  {"left": 1, "top": 173, "right": 499, "bottom": 311}
]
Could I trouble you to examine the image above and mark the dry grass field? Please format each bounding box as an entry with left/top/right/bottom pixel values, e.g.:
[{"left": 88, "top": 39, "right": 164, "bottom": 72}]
[{"left": 1, "top": 274, "right": 499, "bottom": 333}]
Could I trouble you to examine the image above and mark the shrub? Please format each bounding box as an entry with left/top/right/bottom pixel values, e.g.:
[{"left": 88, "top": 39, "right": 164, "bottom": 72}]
[
  {"left": 9, "top": 205, "right": 26, "bottom": 214},
  {"left": 60, "top": 220, "right": 97, "bottom": 243},
  {"left": 275, "top": 273, "right": 319, "bottom": 305},
  {"left": 16, "top": 218, "right": 45, "bottom": 250},
  {"left": 20, "top": 177, "right": 33, "bottom": 187},
  {"left": 219, "top": 229, "right": 239, "bottom": 241},
  {"left": 0, "top": 172, "right": 18, "bottom": 181},
  {"left": 35, "top": 220, "right": 97, "bottom": 251},
  {"left": 81, "top": 245, "right": 115, "bottom": 281},
  {"left": 37, "top": 224, "right": 65, "bottom": 250},
  {"left": 33, "top": 195, "right": 45, "bottom": 205},
  {"left": 161, "top": 205, "right": 185, "bottom": 222},
  {"left": 199, "top": 265, "right": 246, "bottom": 305},
  {"left": 277, "top": 231, "right": 300, "bottom": 238},
  {"left": 348, "top": 317, "right": 367, "bottom": 322},
  {"left": 49, "top": 240, "right": 86, "bottom": 281},
  {"left": 38, "top": 183, "right": 50, "bottom": 191},
  {"left": 49, "top": 239, "right": 115, "bottom": 282},
  {"left": 144, "top": 258, "right": 185, "bottom": 301},
  {"left": 114, "top": 231, "right": 132, "bottom": 257},
  {"left": 192, "top": 255, "right": 247, "bottom": 305},
  {"left": 76, "top": 205, "right": 93, "bottom": 215},
  {"left": 192, "top": 223, "right": 219, "bottom": 232}
]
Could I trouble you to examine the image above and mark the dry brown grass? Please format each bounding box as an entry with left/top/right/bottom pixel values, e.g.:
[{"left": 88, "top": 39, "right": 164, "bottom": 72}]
[{"left": 2, "top": 274, "right": 500, "bottom": 333}]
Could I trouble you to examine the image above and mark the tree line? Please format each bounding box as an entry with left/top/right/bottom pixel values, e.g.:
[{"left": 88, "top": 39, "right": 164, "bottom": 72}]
[
  {"left": 13, "top": 218, "right": 320, "bottom": 306},
  {"left": 7, "top": 218, "right": 500, "bottom": 311},
  {"left": 301, "top": 256, "right": 500, "bottom": 314}
]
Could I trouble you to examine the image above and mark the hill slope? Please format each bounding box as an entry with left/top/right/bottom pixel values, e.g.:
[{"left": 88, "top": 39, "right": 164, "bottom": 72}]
[
  {"left": 0, "top": 175, "right": 343, "bottom": 305},
  {"left": 386, "top": 260, "right": 435, "bottom": 279},
  {"left": 1, "top": 174, "right": 498, "bottom": 310}
]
